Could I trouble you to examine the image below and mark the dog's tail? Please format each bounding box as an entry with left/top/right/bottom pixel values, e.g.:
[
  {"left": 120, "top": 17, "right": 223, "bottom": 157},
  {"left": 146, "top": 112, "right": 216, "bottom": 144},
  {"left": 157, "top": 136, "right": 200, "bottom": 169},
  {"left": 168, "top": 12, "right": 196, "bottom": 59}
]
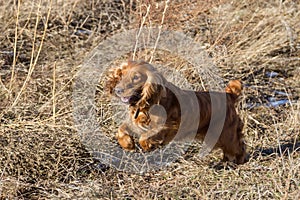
[{"left": 225, "top": 80, "right": 242, "bottom": 98}]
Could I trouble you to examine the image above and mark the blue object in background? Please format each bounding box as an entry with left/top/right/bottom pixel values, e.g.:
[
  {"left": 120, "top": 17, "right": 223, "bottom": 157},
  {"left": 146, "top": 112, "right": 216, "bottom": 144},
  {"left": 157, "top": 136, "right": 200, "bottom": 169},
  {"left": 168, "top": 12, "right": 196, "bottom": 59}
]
[{"left": 266, "top": 71, "right": 279, "bottom": 78}]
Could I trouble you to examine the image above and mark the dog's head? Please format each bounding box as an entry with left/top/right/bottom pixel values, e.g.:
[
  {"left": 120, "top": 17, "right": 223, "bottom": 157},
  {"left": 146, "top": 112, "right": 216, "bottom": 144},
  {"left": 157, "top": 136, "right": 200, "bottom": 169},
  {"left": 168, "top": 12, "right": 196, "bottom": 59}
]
[{"left": 105, "top": 60, "right": 166, "bottom": 106}]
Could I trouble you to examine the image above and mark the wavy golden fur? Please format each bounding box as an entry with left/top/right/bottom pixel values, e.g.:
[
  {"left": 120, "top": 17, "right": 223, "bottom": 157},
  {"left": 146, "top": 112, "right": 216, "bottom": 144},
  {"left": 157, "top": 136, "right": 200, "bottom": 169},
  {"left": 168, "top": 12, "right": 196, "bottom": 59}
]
[{"left": 105, "top": 60, "right": 246, "bottom": 164}]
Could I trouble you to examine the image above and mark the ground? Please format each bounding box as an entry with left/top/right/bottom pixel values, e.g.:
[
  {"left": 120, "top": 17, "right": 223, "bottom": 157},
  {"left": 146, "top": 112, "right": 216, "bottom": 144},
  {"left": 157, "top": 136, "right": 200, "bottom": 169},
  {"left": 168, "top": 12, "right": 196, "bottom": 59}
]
[{"left": 0, "top": 0, "right": 299, "bottom": 199}]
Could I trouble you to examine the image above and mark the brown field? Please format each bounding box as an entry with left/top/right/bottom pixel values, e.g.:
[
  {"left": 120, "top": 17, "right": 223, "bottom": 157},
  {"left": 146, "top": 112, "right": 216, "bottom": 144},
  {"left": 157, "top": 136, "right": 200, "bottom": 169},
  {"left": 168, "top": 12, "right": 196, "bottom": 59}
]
[{"left": 0, "top": 0, "right": 299, "bottom": 199}]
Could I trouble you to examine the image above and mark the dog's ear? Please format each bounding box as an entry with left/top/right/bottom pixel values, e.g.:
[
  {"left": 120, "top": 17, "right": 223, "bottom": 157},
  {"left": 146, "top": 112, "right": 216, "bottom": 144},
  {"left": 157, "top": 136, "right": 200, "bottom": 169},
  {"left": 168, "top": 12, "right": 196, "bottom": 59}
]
[
  {"left": 140, "top": 66, "right": 166, "bottom": 106},
  {"left": 105, "top": 62, "right": 128, "bottom": 95},
  {"left": 225, "top": 80, "right": 242, "bottom": 96}
]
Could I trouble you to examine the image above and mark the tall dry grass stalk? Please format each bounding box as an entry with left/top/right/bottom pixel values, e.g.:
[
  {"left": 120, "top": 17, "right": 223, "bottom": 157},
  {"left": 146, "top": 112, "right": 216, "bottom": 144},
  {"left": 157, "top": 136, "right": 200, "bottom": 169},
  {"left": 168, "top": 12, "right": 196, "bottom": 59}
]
[{"left": 10, "top": 0, "right": 52, "bottom": 109}]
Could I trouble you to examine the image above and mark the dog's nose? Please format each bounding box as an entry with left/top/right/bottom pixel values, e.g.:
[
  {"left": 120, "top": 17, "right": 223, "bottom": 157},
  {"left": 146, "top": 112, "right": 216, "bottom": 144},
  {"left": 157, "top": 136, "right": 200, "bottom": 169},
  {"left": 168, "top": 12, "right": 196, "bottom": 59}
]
[{"left": 115, "top": 87, "right": 124, "bottom": 95}]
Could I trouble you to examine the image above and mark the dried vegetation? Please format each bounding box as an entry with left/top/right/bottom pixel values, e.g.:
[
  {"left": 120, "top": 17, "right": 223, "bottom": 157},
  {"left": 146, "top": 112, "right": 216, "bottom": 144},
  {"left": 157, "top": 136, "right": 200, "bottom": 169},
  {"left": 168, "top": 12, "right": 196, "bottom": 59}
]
[{"left": 0, "top": 0, "right": 299, "bottom": 199}]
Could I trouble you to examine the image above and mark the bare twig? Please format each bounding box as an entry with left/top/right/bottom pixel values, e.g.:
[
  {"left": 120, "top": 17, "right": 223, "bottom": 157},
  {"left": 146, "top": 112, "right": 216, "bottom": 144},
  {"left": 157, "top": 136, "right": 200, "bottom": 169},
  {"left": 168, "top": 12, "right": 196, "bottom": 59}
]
[
  {"left": 133, "top": 3, "right": 151, "bottom": 60},
  {"left": 9, "top": 0, "right": 21, "bottom": 93},
  {"left": 149, "top": 0, "right": 170, "bottom": 63}
]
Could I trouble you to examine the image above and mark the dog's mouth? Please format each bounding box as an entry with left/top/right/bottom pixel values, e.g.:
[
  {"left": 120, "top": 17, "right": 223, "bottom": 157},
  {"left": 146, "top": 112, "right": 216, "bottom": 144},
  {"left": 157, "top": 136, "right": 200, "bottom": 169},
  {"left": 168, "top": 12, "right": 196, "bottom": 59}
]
[
  {"left": 120, "top": 96, "right": 130, "bottom": 103},
  {"left": 119, "top": 90, "right": 142, "bottom": 105}
]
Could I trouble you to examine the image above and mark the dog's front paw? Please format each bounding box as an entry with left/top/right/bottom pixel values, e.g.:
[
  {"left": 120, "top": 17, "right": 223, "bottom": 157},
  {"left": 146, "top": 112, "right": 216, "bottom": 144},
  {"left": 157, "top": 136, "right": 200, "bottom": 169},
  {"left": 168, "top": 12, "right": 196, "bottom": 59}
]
[
  {"left": 116, "top": 129, "right": 135, "bottom": 151},
  {"left": 139, "top": 138, "right": 152, "bottom": 151},
  {"left": 139, "top": 134, "right": 157, "bottom": 151}
]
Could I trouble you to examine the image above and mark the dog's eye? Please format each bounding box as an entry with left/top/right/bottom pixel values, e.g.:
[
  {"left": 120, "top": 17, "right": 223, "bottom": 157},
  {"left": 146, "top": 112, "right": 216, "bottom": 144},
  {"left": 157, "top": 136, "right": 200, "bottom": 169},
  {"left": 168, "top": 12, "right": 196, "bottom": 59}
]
[{"left": 133, "top": 75, "right": 140, "bottom": 81}]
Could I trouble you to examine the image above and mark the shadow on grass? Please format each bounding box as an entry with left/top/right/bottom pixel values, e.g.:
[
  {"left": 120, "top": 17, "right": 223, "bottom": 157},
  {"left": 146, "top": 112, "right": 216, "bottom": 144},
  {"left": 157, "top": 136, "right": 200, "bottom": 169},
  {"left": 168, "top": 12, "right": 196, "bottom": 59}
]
[
  {"left": 86, "top": 139, "right": 300, "bottom": 172},
  {"left": 210, "top": 139, "right": 300, "bottom": 170},
  {"left": 251, "top": 139, "right": 300, "bottom": 159}
]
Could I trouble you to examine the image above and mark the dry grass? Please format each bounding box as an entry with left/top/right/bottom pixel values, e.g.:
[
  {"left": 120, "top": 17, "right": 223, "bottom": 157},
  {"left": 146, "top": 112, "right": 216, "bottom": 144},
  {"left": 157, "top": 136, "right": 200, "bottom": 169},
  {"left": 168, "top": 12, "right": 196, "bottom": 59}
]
[{"left": 0, "top": 0, "right": 299, "bottom": 199}]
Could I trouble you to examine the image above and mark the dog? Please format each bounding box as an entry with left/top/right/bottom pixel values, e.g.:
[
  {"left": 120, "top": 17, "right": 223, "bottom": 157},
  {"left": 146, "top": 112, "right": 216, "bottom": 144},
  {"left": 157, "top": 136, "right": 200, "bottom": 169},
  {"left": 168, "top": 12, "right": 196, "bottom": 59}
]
[{"left": 105, "top": 60, "right": 246, "bottom": 164}]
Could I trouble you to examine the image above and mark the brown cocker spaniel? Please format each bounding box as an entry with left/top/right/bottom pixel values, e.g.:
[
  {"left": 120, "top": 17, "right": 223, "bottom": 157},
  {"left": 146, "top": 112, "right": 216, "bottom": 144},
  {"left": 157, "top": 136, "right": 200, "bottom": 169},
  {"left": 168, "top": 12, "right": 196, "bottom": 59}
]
[{"left": 105, "top": 60, "right": 246, "bottom": 164}]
